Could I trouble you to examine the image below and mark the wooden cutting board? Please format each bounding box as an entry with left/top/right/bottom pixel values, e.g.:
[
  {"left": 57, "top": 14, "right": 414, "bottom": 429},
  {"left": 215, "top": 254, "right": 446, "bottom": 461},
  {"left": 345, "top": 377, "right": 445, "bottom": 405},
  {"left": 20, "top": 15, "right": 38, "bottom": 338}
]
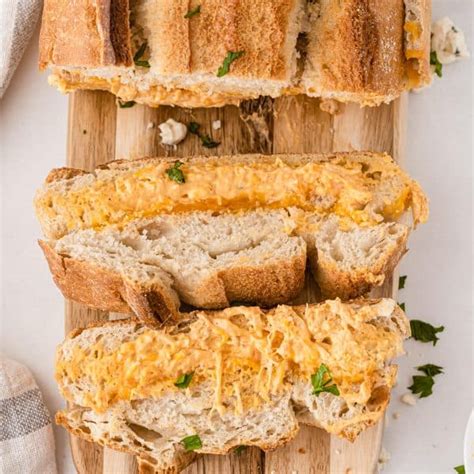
[{"left": 65, "top": 91, "right": 407, "bottom": 474}]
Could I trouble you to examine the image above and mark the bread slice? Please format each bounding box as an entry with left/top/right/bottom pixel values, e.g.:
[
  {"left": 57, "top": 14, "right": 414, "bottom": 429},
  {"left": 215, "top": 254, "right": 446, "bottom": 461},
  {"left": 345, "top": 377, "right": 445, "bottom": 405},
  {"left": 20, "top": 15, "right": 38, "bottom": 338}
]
[
  {"left": 39, "top": 0, "right": 431, "bottom": 107},
  {"left": 302, "top": 0, "right": 432, "bottom": 105},
  {"left": 34, "top": 152, "right": 429, "bottom": 240},
  {"left": 39, "top": 211, "right": 307, "bottom": 324},
  {"left": 55, "top": 299, "right": 410, "bottom": 472}
]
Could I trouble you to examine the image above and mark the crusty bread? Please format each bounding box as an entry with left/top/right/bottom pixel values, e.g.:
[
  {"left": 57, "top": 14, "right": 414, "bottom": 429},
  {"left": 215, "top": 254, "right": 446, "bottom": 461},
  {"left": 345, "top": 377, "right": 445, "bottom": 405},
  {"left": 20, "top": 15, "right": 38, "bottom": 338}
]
[
  {"left": 40, "top": 211, "right": 307, "bottom": 324},
  {"left": 39, "top": 210, "right": 409, "bottom": 322},
  {"left": 55, "top": 299, "right": 410, "bottom": 472},
  {"left": 34, "top": 152, "right": 429, "bottom": 240},
  {"left": 39, "top": 0, "right": 431, "bottom": 107}
]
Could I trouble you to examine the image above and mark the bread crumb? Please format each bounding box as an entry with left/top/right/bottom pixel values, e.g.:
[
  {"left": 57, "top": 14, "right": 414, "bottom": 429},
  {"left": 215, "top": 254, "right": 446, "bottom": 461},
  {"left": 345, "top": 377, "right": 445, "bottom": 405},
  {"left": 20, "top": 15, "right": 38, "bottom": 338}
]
[
  {"left": 298, "top": 448, "right": 306, "bottom": 454},
  {"left": 319, "top": 99, "right": 340, "bottom": 115},
  {"left": 377, "top": 447, "right": 391, "bottom": 472},
  {"left": 335, "top": 449, "right": 342, "bottom": 455},
  {"left": 346, "top": 468, "right": 353, "bottom": 474},
  {"left": 147, "top": 122, "right": 155, "bottom": 130},
  {"left": 212, "top": 120, "right": 222, "bottom": 130},
  {"left": 392, "top": 412, "right": 400, "bottom": 420},
  {"left": 401, "top": 393, "right": 417, "bottom": 406}
]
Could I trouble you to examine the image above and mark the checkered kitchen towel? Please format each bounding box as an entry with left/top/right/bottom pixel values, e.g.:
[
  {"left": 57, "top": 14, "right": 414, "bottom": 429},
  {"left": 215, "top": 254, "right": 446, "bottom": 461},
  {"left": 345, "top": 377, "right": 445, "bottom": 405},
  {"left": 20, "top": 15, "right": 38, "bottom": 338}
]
[{"left": 0, "top": 356, "right": 57, "bottom": 474}]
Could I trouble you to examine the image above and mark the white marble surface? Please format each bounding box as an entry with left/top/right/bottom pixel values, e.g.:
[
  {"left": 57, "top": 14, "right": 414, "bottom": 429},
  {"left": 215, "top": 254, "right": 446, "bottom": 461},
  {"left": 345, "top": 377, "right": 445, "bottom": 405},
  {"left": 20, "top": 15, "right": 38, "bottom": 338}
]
[{"left": 0, "top": 2, "right": 472, "bottom": 473}]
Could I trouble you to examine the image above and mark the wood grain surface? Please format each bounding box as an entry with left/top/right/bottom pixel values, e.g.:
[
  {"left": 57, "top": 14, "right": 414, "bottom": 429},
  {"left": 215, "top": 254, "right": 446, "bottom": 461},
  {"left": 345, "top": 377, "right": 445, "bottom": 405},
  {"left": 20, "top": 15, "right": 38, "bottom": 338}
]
[{"left": 65, "top": 91, "right": 407, "bottom": 474}]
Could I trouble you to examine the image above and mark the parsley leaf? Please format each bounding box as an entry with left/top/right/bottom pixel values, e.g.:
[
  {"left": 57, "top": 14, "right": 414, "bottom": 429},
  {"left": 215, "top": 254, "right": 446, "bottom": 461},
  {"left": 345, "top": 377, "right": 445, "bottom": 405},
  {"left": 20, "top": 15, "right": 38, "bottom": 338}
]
[
  {"left": 134, "top": 43, "right": 150, "bottom": 68},
  {"left": 399, "top": 302, "right": 406, "bottom": 312},
  {"left": 234, "top": 445, "right": 246, "bottom": 455},
  {"left": 181, "top": 434, "right": 202, "bottom": 451},
  {"left": 118, "top": 100, "right": 136, "bottom": 108},
  {"left": 408, "top": 374, "right": 434, "bottom": 398},
  {"left": 410, "top": 319, "right": 444, "bottom": 345},
  {"left": 174, "top": 372, "right": 194, "bottom": 389},
  {"left": 188, "top": 121, "right": 220, "bottom": 148},
  {"left": 454, "top": 466, "right": 465, "bottom": 474},
  {"left": 430, "top": 51, "right": 443, "bottom": 78},
  {"left": 417, "top": 364, "right": 444, "bottom": 377},
  {"left": 165, "top": 161, "right": 185, "bottom": 184},
  {"left": 398, "top": 275, "right": 407, "bottom": 290},
  {"left": 311, "top": 364, "right": 340, "bottom": 397},
  {"left": 217, "top": 51, "right": 245, "bottom": 77},
  {"left": 184, "top": 5, "right": 201, "bottom": 18}
]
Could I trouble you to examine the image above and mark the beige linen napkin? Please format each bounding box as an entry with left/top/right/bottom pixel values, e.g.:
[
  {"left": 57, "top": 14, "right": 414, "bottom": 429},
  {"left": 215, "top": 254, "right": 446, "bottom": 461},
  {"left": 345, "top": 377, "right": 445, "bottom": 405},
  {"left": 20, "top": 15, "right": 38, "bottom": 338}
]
[{"left": 0, "top": 356, "right": 57, "bottom": 474}]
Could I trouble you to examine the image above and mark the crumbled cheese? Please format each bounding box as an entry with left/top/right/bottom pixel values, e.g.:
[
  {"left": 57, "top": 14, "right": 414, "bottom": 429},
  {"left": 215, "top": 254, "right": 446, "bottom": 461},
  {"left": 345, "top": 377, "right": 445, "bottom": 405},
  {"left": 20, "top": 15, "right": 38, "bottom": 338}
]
[
  {"left": 377, "top": 447, "right": 391, "bottom": 473},
  {"left": 431, "top": 17, "right": 469, "bottom": 65},
  {"left": 158, "top": 118, "right": 187, "bottom": 146},
  {"left": 147, "top": 122, "right": 155, "bottom": 130},
  {"left": 401, "top": 393, "right": 417, "bottom": 406},
  {"left": 212, "top": 120, "right": 222, "bottom": 130},
  {"left": 335, "top": 448, "right": 342, "bottom": 455}
]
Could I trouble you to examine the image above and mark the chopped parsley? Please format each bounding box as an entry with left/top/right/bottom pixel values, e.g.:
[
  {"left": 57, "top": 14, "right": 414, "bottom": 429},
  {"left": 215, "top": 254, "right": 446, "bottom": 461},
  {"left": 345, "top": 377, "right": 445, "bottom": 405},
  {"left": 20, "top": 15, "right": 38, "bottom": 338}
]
[
  {"left": 417, "top": 364, "right": 444, "bottom": 377},
  {"left": 410, "top": 319, "right": 444, "bottom": 345},
  {"left": 118, "top": 100, "right": 136, "bottom": 108},
  {"left": 234, "top": 445, "right": 246, "bottom": 455},
  {"left": 398, "top": 275, "right": 407, "bottom": 290},
  {"left": 165, "top": 161, "right": 185, "bottom": 184},
  {"left": 311, "top": 364, "right": 340, "bottom": 397},
  {"left": 174, "top": 372, "right": 194, "bottom": 389},
  {"left": 399, "top": 302, "right": 406, "bottom": 312},
  {"left": 184, "top": 5, "right": 201, "bottom": 18},
  {"left": 430, "top": 51, "right": 443, "bottom": 78},
  {"left": 188, "top": 121, "right": 220, "bottom": 148},
  {"left": 454, "top": 466, "right": 465, "bottom": 474},
  {"left": 217, "top": 51, "right": 245, "bottom": 77},
  {"left": 134, "top": 42, "right": 150, "bottom": 68},
  {"left": 408, "top": 363, "right": 444, "bottom": 398},
  {"left": 181, "top": 434, "right": 202, "bottom": 451}
]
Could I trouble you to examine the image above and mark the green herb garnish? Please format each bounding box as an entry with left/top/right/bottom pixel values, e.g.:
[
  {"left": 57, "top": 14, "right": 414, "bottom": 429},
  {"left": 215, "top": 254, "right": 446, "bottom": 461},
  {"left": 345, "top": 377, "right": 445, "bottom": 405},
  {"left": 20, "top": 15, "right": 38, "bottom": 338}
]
[
  {"left": 410, "top": 319, "right": 444, "bottom": 345},
  {"left": 234, "top": 445, "right": 246, "bottom": 455},
  {"left": 311, "top": 364, "right": 340, "bottom": 397},
  {"left": 430, "top": 51, "right": 443, "bottom": 78},
  {"left": 165, "top": 161, "right": 185, "bottom": 184},
  {"left": 184, "top": 5, "right": 201, "bottom": 18},
  {"left": 408, "top": 363, "right": 444, "bottom": 398},
  {"left": 118, "top": 100, "right": 136, "bottom": 108},
  {"left": 188, "top": 121, "right": 220, "bottom": 148},
  {"left": 454, "top": 466, "right": 465, "bottom": 474},
  {"left": 134, "top": 43, "right": 150, "bottom": 68},
  {"left": 399, "top": 302, "right": 406, "bottom": 312},
  {"left": 174, "top": 372, "right": 194, "bottom": 389},
  {"left": 217, "top": 51, "right": 245, "bottom": 77},
  {"left": 408, "top": 374, "right": 435, "bottom": 398},
  {"left": 398, "top": 275, "right": 407, "bottom": 290},
  {"left": 181, "top": 434, "right": 202, "bottom": 451},
  {"left": 417, "top": 364, "right": 444, "bottom": 377}
]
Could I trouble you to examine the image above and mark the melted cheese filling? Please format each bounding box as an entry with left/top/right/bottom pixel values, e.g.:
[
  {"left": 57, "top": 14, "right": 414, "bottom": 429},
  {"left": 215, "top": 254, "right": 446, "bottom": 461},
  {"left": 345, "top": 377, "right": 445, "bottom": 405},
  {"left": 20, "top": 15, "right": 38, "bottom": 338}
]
[
  {"left": 40, "top": 157, "right": 416, "bottom": 235},
  {"left": 56, "top": 302, "right": 405, "bottom": 414}
]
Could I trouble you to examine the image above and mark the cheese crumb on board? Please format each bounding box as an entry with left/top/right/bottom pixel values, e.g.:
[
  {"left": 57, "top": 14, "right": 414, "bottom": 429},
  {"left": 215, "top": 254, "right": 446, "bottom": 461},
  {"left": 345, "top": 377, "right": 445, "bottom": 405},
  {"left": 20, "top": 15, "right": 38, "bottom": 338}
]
[
  {"left": 212, "top": 120, "right": 222, "bottom": 130},
  {"left": 401, "top": 392, "right": 417, "bottom": 406},
  {"left": 431, "top": 17, "right": 469, "bottom": 65},
  {"left": 158, "top": 119, "right": 187, "bottom": 146},
  {"left": 147, "top": 122, "right": 155, "bottom": 130},
  {"left": 377, "top": 447, "right": 391, "bottom": 472}
]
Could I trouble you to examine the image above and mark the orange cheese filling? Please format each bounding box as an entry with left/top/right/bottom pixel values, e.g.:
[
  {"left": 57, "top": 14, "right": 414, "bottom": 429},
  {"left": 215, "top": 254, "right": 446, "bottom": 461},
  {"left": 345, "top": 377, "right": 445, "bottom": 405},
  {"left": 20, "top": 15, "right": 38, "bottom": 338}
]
[
  {"left": 39, "top": 157, "right": 419, "bottom": 236},
  {"left": 56, "top": 303, "right": 405, "bottom": 414}
]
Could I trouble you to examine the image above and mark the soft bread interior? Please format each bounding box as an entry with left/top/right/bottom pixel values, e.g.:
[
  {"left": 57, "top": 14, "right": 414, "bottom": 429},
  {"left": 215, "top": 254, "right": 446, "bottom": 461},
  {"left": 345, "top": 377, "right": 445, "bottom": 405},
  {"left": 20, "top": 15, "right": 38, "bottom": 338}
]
[
  {"left": 55, "top": 300, "right": 410, "bottom": 471},
  {"left": 48, "top": 210, "right": 306, "bottom": 311}
]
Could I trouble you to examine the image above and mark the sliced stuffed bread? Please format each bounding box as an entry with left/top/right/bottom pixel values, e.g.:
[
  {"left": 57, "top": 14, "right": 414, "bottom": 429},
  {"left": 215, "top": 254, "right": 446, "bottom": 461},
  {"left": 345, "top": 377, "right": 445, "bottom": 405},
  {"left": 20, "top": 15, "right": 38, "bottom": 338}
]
[
  {"left": 39, "top": 0, "right": 431, "bottom": 107},
  {"left": 55, "top": 299, "right": 410, "bottom": 473},
  {"left": 35, "top": 152, "right": 428, "bottom": 323}
]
